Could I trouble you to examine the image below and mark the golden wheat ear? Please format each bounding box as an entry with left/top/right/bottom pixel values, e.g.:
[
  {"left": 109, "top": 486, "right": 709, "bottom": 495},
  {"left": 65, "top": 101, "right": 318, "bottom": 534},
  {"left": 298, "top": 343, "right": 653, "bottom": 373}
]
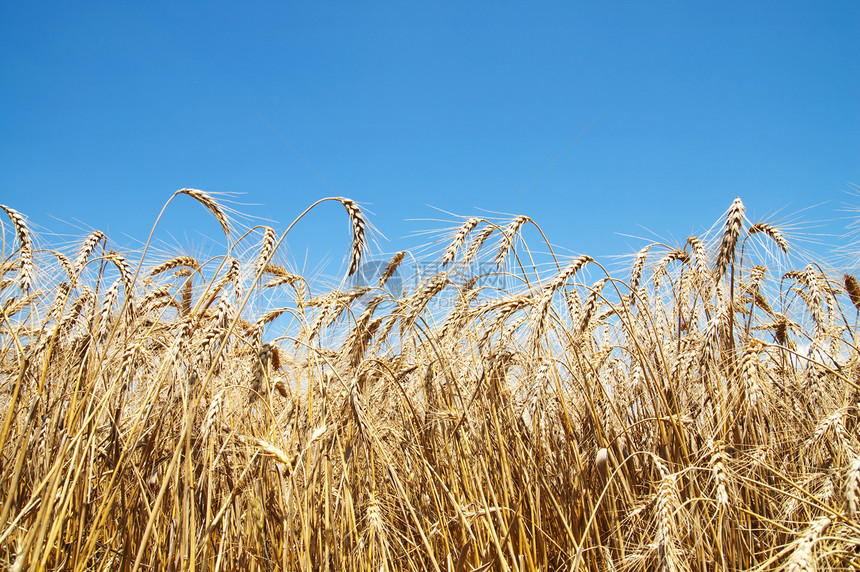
[
  {"left": 149, "top": 256, "right": 201, "bottom": 276},
  {"left": 495, "top": 215, "right": 530, "bottom": 269},
  {"left": 254, "top": 226, "right": 277, "bottom": 275},
  {"left": 0, "top": 204, "right": 34, "bottom": 292},
  {"left": 378, "top": 251, "right": 405, "bottom": 289},
  {"left": 845, "top": 274, "right": 860, "bottom": 312},
  {"left": 748, "top": 222, "right": 788, "bottom": 254},
  {"left": 441, "top": 218, "right": 480, "bottom": 267},
  {"left": 716, "top": 197, "right": 745, "bottom": 278},
  {"left": 463, "top": 224, "right": 495, "bottom": 265},
  {"left": 71, "top": 229, "right": 106, "bottom": 277},
  {"left": 337, "top": 198, "right": 366, "bottom": 276},
  {"left": 175, "top": 188, "right": 231, "bottom": 237},
  {"left": 847, "top": 458, "right": 860, "bottom": 516}
]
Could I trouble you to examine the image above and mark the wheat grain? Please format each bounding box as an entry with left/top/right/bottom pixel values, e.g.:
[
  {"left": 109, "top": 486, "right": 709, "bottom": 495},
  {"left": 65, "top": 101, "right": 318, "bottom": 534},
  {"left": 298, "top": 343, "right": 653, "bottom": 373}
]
[
  {"left": 526, "top": 290, "right": 552, "bottom": 352},
  {"left": 804, "top": 265, "right": 825, "bottom": 334},
  {"left": 365, "top": 495, "right": 389, "bottom": 564},
  {"left": 440, "top": 283, "right": 480, "bottom": 338},
  {"left": 309, "top": 289, "right": 369, "bottom": 340},
  {"left": 832, "top": 417, "right": 859, "bottom": 459},
  {"left": 202, "top": 391, "right": 224, "bottom": 439},
  {"left": 524, "top": 255, "right": 593, "bottom": 352},
  {"left": 654, "top": 249, "right": 690, "bottom": 285},
  {"left": 262, "top": 264, "right": 291, "bottom": 277},
  {"left": 344, "top": 296, "right": 383, "bottom": 366},
  {"left": 71, "top": 230, "right": 106, "bottom": 277},
  {"left": 50, "top": 250, "right": 74, "bottom": 281},
  {"left": 1, "top": 291, "right": 38, "bottom": 318}
]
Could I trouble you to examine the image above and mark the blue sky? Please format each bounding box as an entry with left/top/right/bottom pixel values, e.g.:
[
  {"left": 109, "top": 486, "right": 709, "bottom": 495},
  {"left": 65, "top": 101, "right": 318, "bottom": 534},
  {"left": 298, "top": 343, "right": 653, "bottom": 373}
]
[{"left": 1, "top": 2, "right": 858, "bottom": 279}]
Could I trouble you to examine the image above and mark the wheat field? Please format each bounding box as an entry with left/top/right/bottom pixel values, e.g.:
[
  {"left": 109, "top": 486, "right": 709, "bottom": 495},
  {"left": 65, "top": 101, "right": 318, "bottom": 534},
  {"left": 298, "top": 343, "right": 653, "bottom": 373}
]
[{"left": 1, "top": 190, "right": 859, "bottom": 571}]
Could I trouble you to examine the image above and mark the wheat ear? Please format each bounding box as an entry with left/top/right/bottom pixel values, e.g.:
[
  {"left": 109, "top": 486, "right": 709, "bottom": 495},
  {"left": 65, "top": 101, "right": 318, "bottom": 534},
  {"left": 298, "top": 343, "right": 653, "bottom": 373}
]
[
  {"left": 786, "top": 517, "right": 830, "bottom": 572},
  {"left": 846, "top": 457, "right": 860, "bottom": 516},
  {"left": 654, "top": 470, "right": 681, "bottom": 572},
  {"left": 844, "top": 274, "right": 860, "bottom": 312},
  {"left": 550, "top": 255, "right": 593, "bottom": 290},
  {"left": 149, "top": 256, "right": 201, "bottom": 276},
  {"left": 463, "top": 225, "right": 495, "bottom": 265},
  {"left": 495, "top": 215, "right": 530, "bottom": 269},
  {"left": 748, "top": 222, "right": 788, "bottom": 253},
  {"left": 708, "top": 440, "right": 730, "bottom": 507},
  {"left": 71, "top": 229, "right": 106, "bottom": 277},
  {"left": 176, "top": 188, "right": 231, "bottom": 236},
  {"left": 254, "top": 226, "right": 277, "bottom": 274},
  {"left": 0, "top": 205, "right": 34, "bottom": 292},
  {"left": 379, "top": 251, "right": 405, "bottom": 289},
  {"left": 442, "top": 218, "right": 480, "bottom": 266},
  {"left": 629, "top": 244, "right": 653, "bottom": 296},
  {"left": 716, "top": 197, "right": 745, "bottom": 278},
  {"left": 338, "top": 198, "right": 366, "bottom": 276}
]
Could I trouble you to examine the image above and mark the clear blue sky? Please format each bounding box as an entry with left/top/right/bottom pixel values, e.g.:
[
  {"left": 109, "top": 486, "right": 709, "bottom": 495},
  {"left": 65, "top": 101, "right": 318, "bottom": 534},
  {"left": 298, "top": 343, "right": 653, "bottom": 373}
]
[{"left": 2, "top": 2, "right": 858, "bottom": 277}]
